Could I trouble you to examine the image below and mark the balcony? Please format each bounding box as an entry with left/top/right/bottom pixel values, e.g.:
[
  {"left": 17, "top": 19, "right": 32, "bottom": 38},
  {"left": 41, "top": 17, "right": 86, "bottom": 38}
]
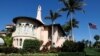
[{"left": 12, "top": 32, "right": 37, "bottom": 38}]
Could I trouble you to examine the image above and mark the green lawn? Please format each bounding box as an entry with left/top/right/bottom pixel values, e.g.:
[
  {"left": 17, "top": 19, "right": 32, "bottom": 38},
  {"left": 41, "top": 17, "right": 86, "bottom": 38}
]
[{"left": 85, "top": 48, "right": 100, "bottom": 56}]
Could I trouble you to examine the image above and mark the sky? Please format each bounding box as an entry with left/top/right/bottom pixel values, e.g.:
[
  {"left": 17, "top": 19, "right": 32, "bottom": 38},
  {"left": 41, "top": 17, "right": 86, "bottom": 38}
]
[{"left": 0, "top": 0, "right": 100, "bottom": 42}]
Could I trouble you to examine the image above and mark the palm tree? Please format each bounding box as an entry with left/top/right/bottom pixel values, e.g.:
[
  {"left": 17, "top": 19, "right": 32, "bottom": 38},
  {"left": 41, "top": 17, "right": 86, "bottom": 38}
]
[
  {"left": 63, "top": 18, "right": 79, "bottom": 35},
  {"left": 59, "top": 0, "right": 85, "bottom": 40},
  {"left": 45, "top": 10, "right": 61, "bottom": 47},
  {"left": 94, "top": 35, "right": 100, "bottom": 42}
]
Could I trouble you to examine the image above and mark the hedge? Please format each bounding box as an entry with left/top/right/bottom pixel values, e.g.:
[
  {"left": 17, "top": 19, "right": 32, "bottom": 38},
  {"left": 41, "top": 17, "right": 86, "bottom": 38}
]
[
  {"left": 0, "top": 47, "right": 19, "bottom": 54},
  {"left": 23, "top": 39, "right": 41, "bottom": 53},
  {"left": 58, "top": 52, "right": 85, "bottom": 56},
  {"left": 0, "top": 52, "right": 85, "bottom": 56},
  {"left": 61, "top": 41, "right": 85, "bottom": 52}
]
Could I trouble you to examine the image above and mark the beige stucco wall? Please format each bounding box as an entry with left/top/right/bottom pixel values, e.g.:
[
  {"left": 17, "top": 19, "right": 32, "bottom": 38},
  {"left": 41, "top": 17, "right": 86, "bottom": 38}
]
[
  {"left": 52, "top": 27, "right": 58, "bottom": 47},
  {"left": 39, "top": 27, "right": 49, "bottom": 50},
  {"left": 34, "top": 26, "right": 42, "bottom": 40},
  {"left": 53, "top": 26, "right": 68, "bottom": 47},
  {"left": 12, "top": 19, "right": 40, "bottom": 48},
  {"left": 41, "top": 27, "right": 48, "bottom": 44},
  {"left": 13, "top": 36, "right": 36, "bottom": 48}
]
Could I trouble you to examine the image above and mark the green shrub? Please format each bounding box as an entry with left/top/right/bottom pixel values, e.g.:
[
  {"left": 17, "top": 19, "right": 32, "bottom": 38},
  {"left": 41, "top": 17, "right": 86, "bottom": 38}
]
[
  {"left": 0, "top": 47, "right": 19, "bottom": 54},
  {"left": 93, "top": 42, "right": 100, "bottom": 48},
  {"left": 23, "top": 39, "right": 41, "bottom": 53},
  {"left": 61, "top": 41, "right": 76, "bottom": 52},
  {"left": 18, "top": 49, "right": 27, "bottom": 54},
  {"left": 58, "top": 52, "right": 85, "bottom": 56},
  {"left": 61, "top": 41, "right": 85, "bottom": 52},
  {"left": 76, "top": 41, "right": 85, "bottom": 52}
]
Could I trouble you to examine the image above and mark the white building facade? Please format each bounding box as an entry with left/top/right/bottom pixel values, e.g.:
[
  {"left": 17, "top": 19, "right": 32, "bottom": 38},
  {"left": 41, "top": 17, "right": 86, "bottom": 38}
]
[{"left": 12, "top": 5, "right": 70, "bottom": 50}]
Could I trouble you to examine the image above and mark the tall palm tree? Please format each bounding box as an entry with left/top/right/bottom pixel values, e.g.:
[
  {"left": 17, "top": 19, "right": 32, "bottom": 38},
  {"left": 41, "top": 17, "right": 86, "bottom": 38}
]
[
  {"left": 45, "top": 10, "right": 61, "bottom": 47},
  {"left": 94, "top": 35, "right": 100, "bottom": 42},
  {"left": 59, "top": 0, "right": 85, "bottom": 40}
]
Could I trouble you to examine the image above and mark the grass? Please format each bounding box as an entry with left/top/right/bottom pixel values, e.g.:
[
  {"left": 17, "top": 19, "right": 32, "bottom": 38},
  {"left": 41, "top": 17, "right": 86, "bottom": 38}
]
[{"left": 85, "top": 48, "right": 100, "bottom": 56}]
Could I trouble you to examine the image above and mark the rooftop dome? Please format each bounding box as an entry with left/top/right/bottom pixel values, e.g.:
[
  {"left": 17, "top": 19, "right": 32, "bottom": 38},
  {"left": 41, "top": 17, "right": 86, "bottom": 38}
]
[{"left": 13, "top": 16, "right": 44, "bottom": 25}]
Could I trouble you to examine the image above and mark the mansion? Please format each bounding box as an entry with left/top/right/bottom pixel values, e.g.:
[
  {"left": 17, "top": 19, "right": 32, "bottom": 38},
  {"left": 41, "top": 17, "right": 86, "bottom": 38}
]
[{"left": 0, "top": 5, "right": 73, "bottom": 50}]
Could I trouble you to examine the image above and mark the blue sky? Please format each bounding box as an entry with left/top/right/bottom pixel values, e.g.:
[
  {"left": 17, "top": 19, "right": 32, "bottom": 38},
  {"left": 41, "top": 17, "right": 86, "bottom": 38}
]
[{"left": 0, "top": 0, "right": 100, "bottom": 42}]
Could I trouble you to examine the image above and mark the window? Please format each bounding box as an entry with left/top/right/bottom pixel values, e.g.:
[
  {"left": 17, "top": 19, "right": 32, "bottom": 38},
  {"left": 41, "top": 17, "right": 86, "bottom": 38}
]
[
  {"left": 19, "top": 23, "right": 21, "bottom": 26},
  {"left": 26, "top": 23, "right": 29, "bottom": 26},
  {"left": 20, "top": 39, "right": 22, "bottom": 46},
  {"left": 22, "top": 24, "right": 24, "bottom": 26},
  {"left": 34, "top": 25, "right": 36, "bottom": 29},
  {"left": 16, "top": 39, "right": 18, "bottom": 46}
]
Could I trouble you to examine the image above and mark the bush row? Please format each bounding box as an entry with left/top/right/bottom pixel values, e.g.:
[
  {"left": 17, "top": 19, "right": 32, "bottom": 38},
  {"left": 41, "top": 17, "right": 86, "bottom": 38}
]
[
  {"left": 0, "top": 39, "right": 42, "bottom": 54},
  {"left": 61, "top": 41, "right": 85, "bottom": 52},
  {"left": 59, "top": 52, "right": 85, "bottom": 56},
  {"left": 0, "top": 40, "right": 85, "bottom": 54},
  {"left": 0, "top": 52, "right": 85, "bottom": 56},
  {"left": 0, "top": 47, "right": 19, "bottom": 54}
]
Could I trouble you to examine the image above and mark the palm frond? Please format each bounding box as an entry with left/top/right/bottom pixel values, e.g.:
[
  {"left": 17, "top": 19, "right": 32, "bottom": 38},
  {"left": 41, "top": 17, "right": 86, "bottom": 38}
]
[
  {"left": 45, "top": 10, "right": 61, "bottom": 22},
  {"left": 60, "top": 0, "right": 85, "bottom": 17},
  {"left": 45, "top": 16, "right": 51, "bottom": 19},
  {"left": 55, "top": 12, "right": 61, "bottom": 18},
  {"left": 59, "top": 8, "right": 68, "bottom": 13},
  {"left": 67, "top": 11, "right": 70, "bottom": 17},
  {"left": 50, "top": 10, "right": 53, "bottom": 18}
]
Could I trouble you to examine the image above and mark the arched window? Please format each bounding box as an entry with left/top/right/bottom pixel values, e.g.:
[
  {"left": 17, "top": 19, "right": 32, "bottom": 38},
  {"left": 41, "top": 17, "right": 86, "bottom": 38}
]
[
  {"left": 16, "top": 39, "right": 18, "bottom": 46},
  {"left": 20, "top": 39, "right": 22, "bottom": 46},
  {"left": 22, "top": 24, "right": 24, "bottom": 27},
  {"left": 26, "top": 23, "right": 29, "bottom": 26},
  {"left": 19, "top": 23, "right": 21, "bottom": 26}
]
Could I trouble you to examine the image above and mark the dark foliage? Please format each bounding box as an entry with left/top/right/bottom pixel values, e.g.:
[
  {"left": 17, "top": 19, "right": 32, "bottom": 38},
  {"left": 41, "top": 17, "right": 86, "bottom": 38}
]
[
  {"left": 0, "top": 47, "right": 19, "bottom": 54},
  {"left": 61, "top": 41, "right": 76, "bottom": 52},
  {"left": 23, "top": 39, "right": 41, "bottom": 53},
  {"left": 93, "top": 41, "right": 100, "bottom": 48},
  {"left": 58, "top": 52, "right": 85, "bottom": 56},
  {"left": 61, "top": 40, "right": 85, "bottom": 52},
  {"left": 76, "top": 41, "right": 85, "bottom": 52},
  {"left": 48, "top": 47, "right": 61, "bottom": 53},
  {"left": 94, "top": 35, "right": 100, "bottom": 42}
]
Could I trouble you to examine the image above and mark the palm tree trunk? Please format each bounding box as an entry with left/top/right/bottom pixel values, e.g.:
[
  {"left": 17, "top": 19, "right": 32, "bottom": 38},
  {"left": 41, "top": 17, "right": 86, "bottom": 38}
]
[
  {"left": 51, "top": 21, "right": 54, "bottom": 47},
  {"left": 70, "top": 13, "right": 74, "bottom": 41}
]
